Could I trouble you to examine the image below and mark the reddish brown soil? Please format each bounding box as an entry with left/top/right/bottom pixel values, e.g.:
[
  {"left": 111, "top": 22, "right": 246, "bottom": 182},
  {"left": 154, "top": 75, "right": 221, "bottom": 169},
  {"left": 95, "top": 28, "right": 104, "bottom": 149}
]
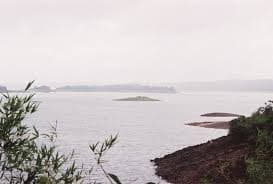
[
  {"left": 186, "top": 121, "right": 230, "bottom": 129},
  {"left": 153, "top": 135, "right": 254, "bottom": 184}
]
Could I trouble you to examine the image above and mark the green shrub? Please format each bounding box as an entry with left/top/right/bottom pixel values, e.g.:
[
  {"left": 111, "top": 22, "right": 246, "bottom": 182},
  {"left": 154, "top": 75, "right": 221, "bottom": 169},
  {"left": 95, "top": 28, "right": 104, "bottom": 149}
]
[
  {"left": 0, "top": 81, "right": 83, "bottom": 183},
  {"left": 200, "top": 177, "right": 213, "bottom": 184},
  {"left": 255, "top": 129, "right": 273, "bottom": 158},
  {"left": 37, "top": 176, "right": 53, "bottom": 184},
  {"left": 228, "top": 101, "right": 273, "bottom": 184},
  {"left": 246, "top": 128, "right": 273, "bottom": 184},
  {"left": 246, "top": 159, "right": 273, "bottom": 184},
  {"left": 229, "top": 102, "right": 273, "bottom": 140}
]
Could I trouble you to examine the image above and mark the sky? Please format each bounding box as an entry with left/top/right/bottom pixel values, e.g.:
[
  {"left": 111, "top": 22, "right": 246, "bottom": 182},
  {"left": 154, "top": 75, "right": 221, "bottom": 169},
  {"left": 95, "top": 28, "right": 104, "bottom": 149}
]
[{"left": 0, "top": 0, "right": 273, "bottom": 88}]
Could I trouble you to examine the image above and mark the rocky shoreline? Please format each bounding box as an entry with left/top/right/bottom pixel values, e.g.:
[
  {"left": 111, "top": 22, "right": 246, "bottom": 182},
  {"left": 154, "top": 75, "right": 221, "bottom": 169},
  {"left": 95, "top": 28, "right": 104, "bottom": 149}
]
[
  {"left": 152, "top": 113, "right": 245, "bottom": 184},
  {"left": 152, "top": 135, "right": 252, "bottom": 184}
]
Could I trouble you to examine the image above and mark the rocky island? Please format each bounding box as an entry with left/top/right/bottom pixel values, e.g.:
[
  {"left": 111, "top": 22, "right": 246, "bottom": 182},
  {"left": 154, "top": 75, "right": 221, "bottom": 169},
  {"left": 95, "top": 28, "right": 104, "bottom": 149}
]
[{"left": 114, "top": 96, "right": 160, "bottom": 101}]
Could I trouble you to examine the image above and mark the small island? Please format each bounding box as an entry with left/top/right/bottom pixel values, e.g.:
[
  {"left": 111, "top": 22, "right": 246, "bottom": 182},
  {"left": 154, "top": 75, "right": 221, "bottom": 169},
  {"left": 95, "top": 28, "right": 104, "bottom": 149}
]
[
  {"left": 114, "top": 96, "right": 160, "bottom": 101},
  {"left": 201, "top": 112, "right": 242, "bottom": 117}
]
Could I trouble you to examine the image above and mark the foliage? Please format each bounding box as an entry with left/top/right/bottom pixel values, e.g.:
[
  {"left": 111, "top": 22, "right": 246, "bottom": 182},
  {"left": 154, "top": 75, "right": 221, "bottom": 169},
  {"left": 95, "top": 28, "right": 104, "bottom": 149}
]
[
  {"left": 230, "top": 101, "right": 273, "bottom": 136},
  {"left": 245, "top": 128, "right": 273, "bottom": 184},
  {"left": 246, "top": 158, "right": 273, "bottom": 184},
  {"left": 229, "top": 116, "right": 255, "bottom": 140},
  {"left": 89, "top": 135, "right": 121, "bottom": 184},
  {"left": 200, "top": 177, "right": 213, "bottom": 184},
  {"left": 0, "top": 81, "right": 82, "bottom": 184},
  {"left": 228, "top": 101, "right": 273, "bottom": 184},
  {"left": 255, "top": 129, "right": 273, "bottom": 159}
]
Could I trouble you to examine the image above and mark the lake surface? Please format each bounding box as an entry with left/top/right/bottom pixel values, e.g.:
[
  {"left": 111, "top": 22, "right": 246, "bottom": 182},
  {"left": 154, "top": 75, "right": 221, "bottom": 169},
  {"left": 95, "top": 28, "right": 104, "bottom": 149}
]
[{"left": 28, "top": 91, "right": 273, "bottom": 183}]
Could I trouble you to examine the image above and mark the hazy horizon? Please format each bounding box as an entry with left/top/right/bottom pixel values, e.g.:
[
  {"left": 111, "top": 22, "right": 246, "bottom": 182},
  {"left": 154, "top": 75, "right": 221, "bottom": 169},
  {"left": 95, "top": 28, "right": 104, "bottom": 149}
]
[
  {"left": 1, "top": 0, "right": 273, "bottom": 88},
  {"left": 4, "top": 79, "right": 273, "bottom": 91}
]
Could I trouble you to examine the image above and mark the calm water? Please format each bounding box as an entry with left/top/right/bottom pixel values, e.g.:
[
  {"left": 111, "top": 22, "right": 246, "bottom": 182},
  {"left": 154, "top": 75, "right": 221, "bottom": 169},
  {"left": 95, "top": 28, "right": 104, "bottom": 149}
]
[{"left": 28, "top": 91, "right": 273, "bottom": 183}]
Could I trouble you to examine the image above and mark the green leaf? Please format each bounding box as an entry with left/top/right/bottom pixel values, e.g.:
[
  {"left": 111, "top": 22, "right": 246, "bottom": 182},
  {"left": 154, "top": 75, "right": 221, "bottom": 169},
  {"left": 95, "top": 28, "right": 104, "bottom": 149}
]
[
  {"left": 108, "top": 173, "right": 122, "bottom": 184},
  {"left": 0, "top": 92, "right": 9, "bottom": 99},
  {"left": 25, "top": 80, "right": 35, "bottom": 91}
]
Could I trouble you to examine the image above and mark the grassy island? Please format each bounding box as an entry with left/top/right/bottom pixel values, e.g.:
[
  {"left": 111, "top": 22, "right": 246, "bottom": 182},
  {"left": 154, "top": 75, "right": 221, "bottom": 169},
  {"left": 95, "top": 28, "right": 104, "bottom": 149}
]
[{"left": 114, "top": 96, "right": 160, "bottom": 101}]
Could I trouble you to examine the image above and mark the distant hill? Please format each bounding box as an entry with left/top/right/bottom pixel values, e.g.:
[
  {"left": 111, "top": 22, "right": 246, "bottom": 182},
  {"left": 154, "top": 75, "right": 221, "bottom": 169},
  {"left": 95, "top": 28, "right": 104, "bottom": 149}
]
[
  {"left": 0, "top": 85, "right": 8, "bottom": 93},
  {"left": 175, "top": 80, "right": 273, "bottom": 92},
  {"left": 56, "top": 84, "right": 176, "bottom": 93},
  {"left": 31, "top": 86, "right": 53, "bottom": 93}
]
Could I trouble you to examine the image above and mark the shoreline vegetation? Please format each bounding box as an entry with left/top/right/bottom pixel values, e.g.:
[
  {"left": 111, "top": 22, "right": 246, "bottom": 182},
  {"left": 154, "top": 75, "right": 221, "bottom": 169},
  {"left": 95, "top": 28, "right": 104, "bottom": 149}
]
[{"left": 114, "top": 96, "right": 160, "bottom": 101}]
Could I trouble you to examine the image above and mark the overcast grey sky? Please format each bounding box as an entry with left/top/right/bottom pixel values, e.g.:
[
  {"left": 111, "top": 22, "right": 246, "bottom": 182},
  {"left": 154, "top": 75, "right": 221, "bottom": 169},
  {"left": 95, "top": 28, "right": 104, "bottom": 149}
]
[{"left": 0, "top": 0, "right": 272, "bottom": 88}]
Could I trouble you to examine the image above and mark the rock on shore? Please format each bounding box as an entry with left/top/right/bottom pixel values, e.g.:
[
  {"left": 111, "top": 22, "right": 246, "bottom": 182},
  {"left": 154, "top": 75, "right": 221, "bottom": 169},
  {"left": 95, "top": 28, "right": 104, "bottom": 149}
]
[{"left": 152, "top": 135, "right": 253, "bottom": 184}]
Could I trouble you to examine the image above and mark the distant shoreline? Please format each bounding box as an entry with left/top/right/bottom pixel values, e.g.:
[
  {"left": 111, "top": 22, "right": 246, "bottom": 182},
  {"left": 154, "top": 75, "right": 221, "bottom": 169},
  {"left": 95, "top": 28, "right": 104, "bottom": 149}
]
[{"left": 4, "top": 84, "right": 176, "bottom": 94}]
